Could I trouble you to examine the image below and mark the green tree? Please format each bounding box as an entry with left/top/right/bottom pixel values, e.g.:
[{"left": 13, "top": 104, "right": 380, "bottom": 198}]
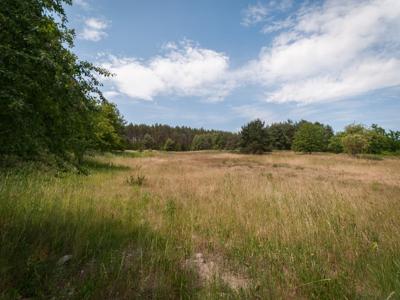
[
  {"left": 143, "top": 134, "right": 155, "bottom": 150},
  {"left": 344, "top": 124, "right": 366, "bottom": 135},
  {"left": 268, "top": 120, "right": 296, "bottom": 150},
  {"left": 240, "top": 119, "right": 271, "bottom": 154},
  {"left": 328, "top": 134, "right": 344, "bottom": 153},
  {"left": 292, "top": 123, "right": 326, "bottom": 153},
  {"left": 0, "top": 0, "right": 112, "bottom": 164},
  {"left": 366, "top": 124, "right": 390, "bottom": 154},
  {"left": 342, "top": 134, "right": 369, "bottom": 155},
  {"left": 387, "top": 130, "right": 400, "bottom": 152},
  {"left": 191, "top": 134, "right": 213, "bottom": 150},
  {"left": 163, "top": 138, "right": 176, "bottom": 151},
  {"left": 94, "top": 102, "right": 126, "bottom": 152}
]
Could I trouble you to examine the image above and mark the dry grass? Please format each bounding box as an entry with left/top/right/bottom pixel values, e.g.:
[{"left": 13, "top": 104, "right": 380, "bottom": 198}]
[{"left": 1, "top": 151, "right": 400, "bottom": 299}]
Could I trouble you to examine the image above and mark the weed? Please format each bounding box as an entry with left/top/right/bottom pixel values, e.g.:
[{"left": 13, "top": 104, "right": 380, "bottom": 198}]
[{"left": 126, "top": 174, "right": 146, "bottom": 186}]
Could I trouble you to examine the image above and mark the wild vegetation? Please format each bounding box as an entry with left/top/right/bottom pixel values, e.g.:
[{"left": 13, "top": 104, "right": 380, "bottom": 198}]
[
  {"left": 124, "top": 120, "right": 400, "bottom": 156},
  {"left": 1, "top": 151, "right": 399, "bottom": 299},
  {"left": 0, "top": 0, "right": 125, "bottom": 168},
  {"left": 1, "top": 1, "right": 400, "bottom": 299},
  {"left": 125, "top": 123, "right": 239, "bottom": 151}
]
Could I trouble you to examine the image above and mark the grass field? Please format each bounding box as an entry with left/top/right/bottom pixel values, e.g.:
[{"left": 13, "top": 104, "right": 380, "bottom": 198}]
[{"left": 1, "top": 151, "right": 400, "bottom": 299}]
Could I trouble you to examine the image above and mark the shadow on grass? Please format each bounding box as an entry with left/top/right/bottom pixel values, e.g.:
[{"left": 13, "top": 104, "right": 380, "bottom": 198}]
[
  {"left": 0, "top": 202, "right": 198, "bottom": 299},
  {"left": 111, "top": 150, "right": 155, "bottom": 158},
  {"left": 81, "top": 158, "right": 131, "bottom": 173}
]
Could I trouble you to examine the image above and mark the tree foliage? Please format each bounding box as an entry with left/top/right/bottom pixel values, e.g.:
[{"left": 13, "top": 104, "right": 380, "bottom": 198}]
[
  {"left": 163, "top": 138, "right": 176, "bottom": 151},
  {"left": 240, "top": 119, "right": 271, "bottom": 154},
  {"left": 0, "top": 0, "right": 125, "bottom": 165},
  {"left": 125, "top": 123, "right": 239, "bottom": 151},
  {"left": 292, "top": 122, "right": 327, "bottom": 153},
  {"left": 342, "top": 134, "right": 369, "bottom": 156},
  {"left": 268, "top": 120, "right": 296, "bottom": 150},
  {"left": 328, "top": 135, "right": 344, "bottom": 153}
]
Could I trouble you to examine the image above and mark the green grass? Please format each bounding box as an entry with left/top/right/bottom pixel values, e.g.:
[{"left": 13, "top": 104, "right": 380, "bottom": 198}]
[
  {"left": 0, "top": 158, "right": 197, "bottom": 299},
  {"left": 1, "top": 151, "right": 400, "bottom": 299}
]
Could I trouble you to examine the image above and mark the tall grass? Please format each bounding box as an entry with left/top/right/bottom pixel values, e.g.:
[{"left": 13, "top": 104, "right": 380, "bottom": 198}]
[{"left": 1, "top": 151, "right": 400, "bottom": 299}]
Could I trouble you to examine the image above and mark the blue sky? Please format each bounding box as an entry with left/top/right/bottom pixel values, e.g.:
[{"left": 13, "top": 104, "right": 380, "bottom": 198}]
[{"left": 67, "top": 0, "right": 400, "bottom": 132}]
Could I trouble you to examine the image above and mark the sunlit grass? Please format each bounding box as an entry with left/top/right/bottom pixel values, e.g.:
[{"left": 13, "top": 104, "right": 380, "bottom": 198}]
[{"left": 1, "top": 151, "right": 399, "bottom": 299}]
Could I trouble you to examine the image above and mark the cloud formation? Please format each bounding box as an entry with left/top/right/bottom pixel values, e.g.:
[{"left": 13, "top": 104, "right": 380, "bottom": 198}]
[
  {"left": 241, "top": 0, "right": 293, "bottom": 27},
  {"left": 241, "top": 3, "right": 269, "bottom": 26},
  {"left": 74, "top": 0, "right": 90, "bottom": 9},
  {"left": 79, "top": 18, "right": 109, "bottom": 42},
  {"left": 251, "top": 0, "right": 400, "bottom": 103},
  {"left": 101, "top": 41, "right": 235, "bottom": 101},
  {"left": 101, "top": 0, "right": 400, "bottom": 105}
]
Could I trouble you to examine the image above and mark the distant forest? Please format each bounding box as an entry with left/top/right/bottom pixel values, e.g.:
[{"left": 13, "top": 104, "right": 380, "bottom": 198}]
[
  {"left": 123, "top": 121, "right": 400, "bottom": 155},
  {"left": 1, "top": 0, "right": 399, "bottom": 169}
]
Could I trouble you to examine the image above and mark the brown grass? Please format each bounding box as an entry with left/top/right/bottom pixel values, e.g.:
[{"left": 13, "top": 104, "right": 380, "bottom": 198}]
[
  {"left": 103, "top": 151, "right": 400, "bottom": 298},
  {"left": 1, "top": 151, "right": 400, "bottom": 299}
]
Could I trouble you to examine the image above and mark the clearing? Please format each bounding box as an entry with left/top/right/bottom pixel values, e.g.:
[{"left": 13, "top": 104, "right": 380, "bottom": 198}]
[{"left": 1, "top": 151, "right": 400, "bottom": 299}]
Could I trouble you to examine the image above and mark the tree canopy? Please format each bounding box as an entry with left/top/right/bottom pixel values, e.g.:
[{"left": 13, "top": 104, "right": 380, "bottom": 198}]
[
  {"left": 240, "top": 119, "right": 271, "bottom": 154},
  {"left": 292, "top": 122, "right": 327, "bottom": 153},
  {"left": 0, "top": 0, "right": 125, "bottom": 165}
]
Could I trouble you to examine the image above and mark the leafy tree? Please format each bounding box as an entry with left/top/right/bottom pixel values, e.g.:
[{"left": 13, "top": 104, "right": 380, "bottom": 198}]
[
  {"left": 191, "top": 134, "right": 213, "bottom": 150},
  {"left": 143, "top": 134, "right": 155, "bottom": 150},
  {"left": 328, "top": 134, "right": 344, "bottom": 153},
  {"left": 268, "top": 120, "right": 296, "bottom": 150},
  {"left": 387, "top": 130, "right": 400, "bottom": 152},
  {"left": 344, "top": 124, "right": 366, "bottom": 135},
  {"left": 366, "top": 124, "right": 390, "bottom": 154},
  {"left": 322, "top": 124, "right": 334, "bottom": 146},
  {"left": 94, "top": 102, "right": 126, "bottom": 152},
  {"left": 342, "top": 124, "right": 393, "bottom": 155},
  {"left": 163, "top": 138, "right": 176, "bottom": 151},
  {"left": 240, "top": 119, "right": 271, "bottom": 154},
  {"left": 292, "top": 123, "right": 326, "bottom": 153},
  {"left": 342, "top": 134, "right": 369, "bottom": 155},
  {"left": 125, "top": 123, "right": 239, "bottom": 151},
  {"left": 0, "top": 0, "right": 118, "bottom": 165}
]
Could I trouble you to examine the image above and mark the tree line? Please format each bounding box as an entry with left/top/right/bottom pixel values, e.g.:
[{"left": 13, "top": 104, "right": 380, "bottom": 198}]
[
  {"left": 124, "top": 120, "right": 400, "bottom": 156},
  {"left": 2, "top": 0, "right": 399, "bottom": 168},
  {"left": 238, "top": 119, "right": 400, "bottom": 155},
  {"left": 124, "top": 123, "right": 239, "bottom": 151}
]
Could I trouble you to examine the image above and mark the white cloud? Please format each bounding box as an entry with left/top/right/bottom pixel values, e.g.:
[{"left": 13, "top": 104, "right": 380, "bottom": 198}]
[
  {"left": 98, "top": 0, "right": 400, "bottom": 105},
  {"left": 79, "top": 18, "right": 109, "bottom": 42},
  {"left": 249, "top": 0, "right": 400, "bottom": 103},
  {"left": 241, "top": 3, "right": 269, "bottom": 26},
  {"left": 241, "top": 1, "right": 293, "bottom": 27},
  {"left": 103, "top": 90, "right": 121, "bottom": 101},
  {"left": 101, "top": 41, "right": 235, "bottom": 101},
  {"left": 74, "top": 0, "right": 90, "bottom": 9},
  {"left": 231, "top": 104, "right": 280, "bottom": 122}
]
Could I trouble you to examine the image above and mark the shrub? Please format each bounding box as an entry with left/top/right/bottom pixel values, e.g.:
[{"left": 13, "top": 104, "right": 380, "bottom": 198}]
[
  {"left": 342, "top": 134, "right": 369, "bottom": 156},
  {"left": 126, "top": 174, "right": 146, "bottom": 186}
]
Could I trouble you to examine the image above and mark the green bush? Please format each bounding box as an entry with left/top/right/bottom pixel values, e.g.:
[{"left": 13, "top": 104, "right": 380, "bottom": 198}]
[
  {"left": 292, "top": 123, "right": 326, "bottom": 153},
  {"left": 342, "top": 134, "right": 369, "bottom": 156},
  {"left": 328, "top": 135, "right": 344, "bottom": 153}
]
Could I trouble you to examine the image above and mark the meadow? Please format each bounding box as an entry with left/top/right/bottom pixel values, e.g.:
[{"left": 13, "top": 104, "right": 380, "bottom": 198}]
[{"left": 1, "top": 151, "right": 400, "bottom": 299}]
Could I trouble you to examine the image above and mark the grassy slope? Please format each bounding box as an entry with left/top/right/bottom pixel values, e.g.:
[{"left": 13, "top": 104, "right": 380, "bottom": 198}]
[{"left": 1, "top": 151, "right": 400, "bottom": 299}]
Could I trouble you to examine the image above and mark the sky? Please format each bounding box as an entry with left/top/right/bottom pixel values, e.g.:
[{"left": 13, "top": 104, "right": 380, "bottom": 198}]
[{"left": 66, "top": 0, "right": 400, "bottom": 132}]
